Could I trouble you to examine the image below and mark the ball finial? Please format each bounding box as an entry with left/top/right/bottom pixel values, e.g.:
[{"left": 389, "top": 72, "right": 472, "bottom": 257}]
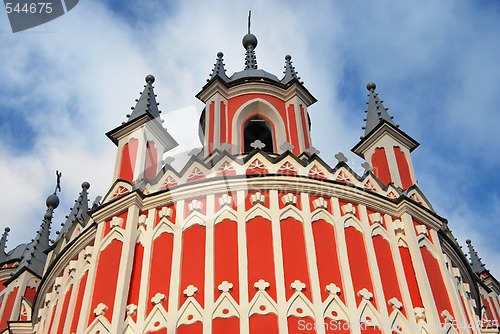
[
  {"left": 145, "top": 74, "right": 155, "bottom": 84},
  {"left": 367, "top": 82, "right": 376, "bottom": 91},
  {"left": 82, "top": 181, "right": 90, "bottom": 190},
  {"left": 217, "top": 52, "right": 224, "bottom": 58},
  {"left": 46, "top": 194, "right": 60, "bottom": 209},
  {"left": 285, "top": 55, "right": 292, "bottom": 61},
  {"left": 4, "top": 227, "right": 10, "bottom": 233},
  {"left": 466, "top": 239, "right": 472, "bottom": 244},
  {"left": 242, "top": 33, "right": 258, "bottom": 49}
]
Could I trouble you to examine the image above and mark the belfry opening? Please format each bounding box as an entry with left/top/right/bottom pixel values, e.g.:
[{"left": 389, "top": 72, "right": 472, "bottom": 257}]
[{"left": 243, "top": 115, "right": 273, "bottom": 153}]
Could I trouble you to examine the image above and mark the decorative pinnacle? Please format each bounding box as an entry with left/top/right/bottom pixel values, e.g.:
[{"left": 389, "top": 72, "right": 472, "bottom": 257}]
[
  {"left": 242, "top": 11, "right": 258, "bottom": 69},
  {"left": 209, "top": 52, "right": 229, "bottom": 82},
  {"left": 466, "top": 239, "right": 487, "bottom": 274},
  {"left": 362, "top": 82, "right": 397, "bottom": 135},
  {"left": 0, "top": 227, "right": 10, "bottom": 261},
  {"left": 282, "top": 54, "right": 301, "bottom": 84}
]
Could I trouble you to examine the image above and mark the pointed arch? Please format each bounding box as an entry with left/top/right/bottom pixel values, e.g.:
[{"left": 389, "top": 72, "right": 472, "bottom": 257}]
[
  {"left": 152, "top": 218, "right": 174, "bottom": 240},
  {"left": 144, "top": 303, "right": 169, "bottom": 332},
  {"left": 344, "top": 216, "right": 363, "bottom": 232},
  {"left": 311, "top": 209, "right": 334, "bottom": 225},
  {"left": 371, "top": 224, "right": 390, "bottom": 241},
  {"left": 280, "top": 205, "right": 304, "bottom": 222},
  {"left": 245, "top": 204, "right": 272, "bottom": 222},
  {"left": 85, "top": 315, "right": 111, "bottom": 334},
  {"left": 233, "top": 98, "right": 287, "bottom": 153},
  {"left": 214, "top": 207, "right": 238, "bottom": 226},
  {"left": 182, "top": 211, "right": 206, "bottom": 230},
  {"left": 100, "top": 228, "right": 125, "bottom": 251},
  {"left": 287, "top": 292, "right": 315, "bottom": 318}
]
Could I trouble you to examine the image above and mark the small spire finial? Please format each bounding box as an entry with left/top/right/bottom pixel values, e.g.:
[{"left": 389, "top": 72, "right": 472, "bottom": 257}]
[
  {"left": 145, "top": 74, "right": 155, "bottom": 84},
  {"left": 248, "top": 10, "right": 251, "bottom": 34},
  {"left": 466, "top": 239, "right": 487, "bottom": 274},
  {"left": 367, "top": 82, "right": 376, "bottom": 91}
]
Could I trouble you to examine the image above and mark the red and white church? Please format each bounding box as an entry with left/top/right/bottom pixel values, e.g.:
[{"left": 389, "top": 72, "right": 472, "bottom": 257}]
[{"left": 0, "top": 28, "right": 499, "bottom": 334}]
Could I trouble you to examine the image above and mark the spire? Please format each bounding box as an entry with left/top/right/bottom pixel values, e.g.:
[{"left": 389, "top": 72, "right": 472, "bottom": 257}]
[
  {"left": 466, "top": 239, "right": 488, "bottom": 275},
  {"left": 127, "top": 75, "right": 161, "bottom": 123},
  {"left": 0, "top": 227, "right": 10, "bottom": 262},
  {"left": 55, "top": 182, "right": 90, "bottom": 242},
  {"left": 363, "top": 82, "right": 397, "bottom": 136},
  {"left": 16, "top": 172, "right": 60, "bottom": 277},
  {"left": 281, "top": 55, "right": 300, "bottom": 84},
  {"left": 208, "top": 52, "right": 229, "bottom": 82},
  {"left": 243, "top": 11, "right": 258, "bottom": 70}
]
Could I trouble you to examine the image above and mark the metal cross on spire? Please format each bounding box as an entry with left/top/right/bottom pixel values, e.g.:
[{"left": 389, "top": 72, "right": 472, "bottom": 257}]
[{"left": 54, "top": 170, "right": 62, "bottom": 194}]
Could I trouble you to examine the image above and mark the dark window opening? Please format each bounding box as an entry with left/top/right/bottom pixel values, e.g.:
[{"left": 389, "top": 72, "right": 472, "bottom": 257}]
[{"left": 243, "top": 115, "right": 273, "bottom": 153}]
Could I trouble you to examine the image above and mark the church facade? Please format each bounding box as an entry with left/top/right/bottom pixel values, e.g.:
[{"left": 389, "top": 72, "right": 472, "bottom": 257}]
[{"left": 0, "top": 30, "right": 499, "bottom": 334}]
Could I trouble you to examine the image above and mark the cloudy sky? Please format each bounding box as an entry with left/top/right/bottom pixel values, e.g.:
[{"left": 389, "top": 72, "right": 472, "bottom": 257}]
[{"left": 1, "top": 1, "right": 499, "bottom": 275}]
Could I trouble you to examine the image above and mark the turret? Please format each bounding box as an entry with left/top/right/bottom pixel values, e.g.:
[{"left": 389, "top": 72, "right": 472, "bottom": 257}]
[
  {"left": 106, "top": 75, "right": 178, "bottom": 184},
  {"left": 352, "top": 82, "right": 419, "bottom": 190},
  {"left": 196, "top": 15, "right": 317, "bottom": 156}
]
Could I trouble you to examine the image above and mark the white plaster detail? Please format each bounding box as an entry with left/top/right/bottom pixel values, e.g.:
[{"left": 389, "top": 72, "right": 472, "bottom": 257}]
[
  {"left": 254, "top": 279, "right": 270, "bottom": 291},
  {"left": 393, "top": 219, "right": 405, "bottom": 235},
  {"left": 84, "top": 245, "right": 93, "bottom": 263},
  {"left": 183, "top": 285, "right": 198, "bottom": 297},
  {"left": 291, "top": 280, "right": 306, "bottom": 292},
  {"left": 388, "top": 297, "right": 403, "bottom": 310},
  {"left": 414, "top": 307, "right": 426, "bottom": 321},
  {"left": 188, "top": 199, "right": 203, "bottom": 213},
  {"left": 281, "top": 193, "right": 298, "bottom": 206},
  {"left": 278, "top": 162, "right": 297, "bottom": 174},
  {"left": 287, "top": 291, "right": 315, "bottom": 318},
  {"left": 53, "top": 276, "right": 63, "bottom": 294},
  {"left": 85, "top": 316, "right": 111, "bottom": 334},
  {"left": 358, "top": 298, "right": 380, "bottom": 327},
  {"left": 415, "top": 224, "right": 428, "bottom": 236},
  {"left": 336, "top": 170, "right": 351, "bottom": 183},
  {"left": 245, "top": 204, "right": 272, "bottom": 222},
  {"left": 177, "top": 298, "right": 204, "bottom": 327},
  {"left": 369, "top": 212, "right": 383, "bottom": 225},
  {"left": 341, "top": 203, "right": 356, "bottom": 216},
  {"left": 250, "top": 192, "right": 266, "bottom": 205},
  {"left": 218, "top": 194, "right": 233, "bottom": 208},
  {"left": 312, "top": 197, "right": 328, "bottom": 210},
  {"left": 389, "top": 309, "right": 409, "bottom": 334},
  {"left": 160, "top": 206, "right": 173, "bottom": 219},
  {"left": 441, "top": 310, "right": 454, "bottom": 323},
  {"left": 213, "top": 294, "right": 239, "bottom": 319},
  {"left": 126, "top": 304, "right": 137, "bottom": 317},
  {"left": 326, "top": 283, "right": 341, "bottom": 296},
  {"left": 94, "top": 303, "right": 108, "bottom": 316},
  {"left": 280, "top": 205, "right": 304, "bottom": 222},
  {"left": 151, "top": 293, "right": 166, "bottom": 305},
  {"left": 144, "top": 303, "right": 168, "bottom": 332},
  {"left": 358, "top": 288, "right": 373, "bottom": 301},
  {"left": 218, "top": 281, "right": 233, "bottom": 293},
  {"left": 68, "top": 260, "right": 77, "bottom": 278},
  {"left": 137, "top": 214, "right": 147, "bottom": 229},
  {"left": 451, "top": 267, "right": 461, "bottom": 280},
  {"left": 249, "top": 289, "right": 278, "bottom": 316},
  {"left": 110, "top": 216, "right": 124, "bottom": 229},
  {"left": 323, "top": 292, "right": 349, "bottom": 322}
]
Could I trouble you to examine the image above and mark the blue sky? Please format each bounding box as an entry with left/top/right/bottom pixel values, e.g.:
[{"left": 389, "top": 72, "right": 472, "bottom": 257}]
[{"left": 0, "top": 0, "right": 499, "bottom": 275}]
